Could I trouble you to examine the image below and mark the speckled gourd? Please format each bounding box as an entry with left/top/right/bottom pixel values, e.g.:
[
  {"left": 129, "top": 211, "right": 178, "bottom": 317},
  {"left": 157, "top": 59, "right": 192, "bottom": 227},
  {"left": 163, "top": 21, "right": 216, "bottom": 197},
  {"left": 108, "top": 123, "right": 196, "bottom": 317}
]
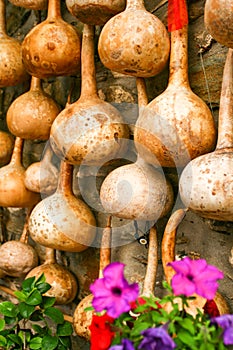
[
  {"left": 21, "top": 0, "right": 81, "bottom": 78},
  {"left": 50, "top": 24, "right": 129, "bottom": 165},
  {"left": 28, "top": 160, "right": 96, "bottom": 252},
  {"left": 179, "top": 48, "right": 233, "bottom": 221},
  {"left": 134, "top": 24, "right": 216, "bottom": 167},
  {"left": 98, "top": 0, "right": 170, "bottom": 77},
  {"left": 7, "top": 76, "right": 61, "bottom": 140},
  {"left": 0, "top": 130, "right": 14, "bottom": 166}
]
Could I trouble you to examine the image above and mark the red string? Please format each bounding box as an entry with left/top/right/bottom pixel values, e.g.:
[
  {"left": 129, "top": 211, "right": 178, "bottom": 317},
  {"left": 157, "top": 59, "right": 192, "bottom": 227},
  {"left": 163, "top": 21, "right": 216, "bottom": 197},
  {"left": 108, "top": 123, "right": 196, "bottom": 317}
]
[{"left": 168, "top": 0, "right": 188, "bottom": 32}]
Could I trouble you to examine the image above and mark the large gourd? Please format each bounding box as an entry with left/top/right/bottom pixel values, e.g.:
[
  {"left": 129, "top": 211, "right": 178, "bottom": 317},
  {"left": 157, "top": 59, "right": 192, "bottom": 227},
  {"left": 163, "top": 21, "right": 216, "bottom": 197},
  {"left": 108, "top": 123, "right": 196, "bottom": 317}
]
[
  {"left": 97, "top": 0, "right": 170, "bottom": 77},
  {"left": 134, "top": 0, "right": 216, "bottom": 167},
  {"left": 179, "top": 48, "right": 233, "bottom": 221},
  {"left": 50, "top": 24, "right": 129, "bottom": 166},
  {"left": 21, "top": 0, "right": 81, "bottom": 79}
]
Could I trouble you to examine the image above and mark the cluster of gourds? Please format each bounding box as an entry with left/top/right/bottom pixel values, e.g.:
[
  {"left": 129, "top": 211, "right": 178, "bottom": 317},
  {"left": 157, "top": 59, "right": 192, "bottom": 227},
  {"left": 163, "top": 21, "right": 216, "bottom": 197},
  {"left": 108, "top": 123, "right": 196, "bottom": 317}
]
[{"left": 0, "top": 0, "right": 232, "bottom": 340}]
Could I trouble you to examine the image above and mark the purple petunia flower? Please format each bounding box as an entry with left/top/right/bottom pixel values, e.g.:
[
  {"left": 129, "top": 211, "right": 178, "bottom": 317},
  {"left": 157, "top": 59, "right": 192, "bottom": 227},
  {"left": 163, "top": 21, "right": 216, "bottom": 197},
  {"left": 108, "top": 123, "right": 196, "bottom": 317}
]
[
  {"left": 211, "top": 314, "right": 233, "bottom": 345},
  {"left": 90, "top": 262, "right": 139, "bottom": 318},
  {"left": 168, "top": 257, "right": 224, "bottom": 300},
  {"left": 138, "top": 327, "right": 176, "bottom": 350},
  {"left": 109, "top": 339, "right": 135, "bottom": 350}
]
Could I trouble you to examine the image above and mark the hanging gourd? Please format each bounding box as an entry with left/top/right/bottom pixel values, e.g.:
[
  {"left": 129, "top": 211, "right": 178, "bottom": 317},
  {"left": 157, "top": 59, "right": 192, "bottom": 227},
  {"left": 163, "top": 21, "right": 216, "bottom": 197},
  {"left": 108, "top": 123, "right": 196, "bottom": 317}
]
[
  {"left": 100, "top": 78, "right": 174, "bottom": 221},
  {"left": 97, "top": 0, "right": 170, "bottom": 77},
  {"left": 0, "top": 0, "right": 29, "bottom": 87},
  {"left": 204, "top": 0, "right": 233, "bottom": 49},
  {"left": 21, "top": 0, "right": 81, "bottom": 79},
  {"left": 8, "top": 0, "right": 47, "bottom": 10},
  {"left": 134, "top": 0, "right": 216, "bottom": 167},
  {"left": 65, "top": 0, "right": 125, "bottom": 25},
  {"left": 0, "top": 137, "right": 40, "bottom": 207},
  {"left": 28, "top": 160, "right": 96, "bottom": 252},
  {"left": 50, "top": 24, "right": 129, "bottom": 166},
  {"left": 179, "top": 48, "right": 233, "bottom": 221},
  {"left": 7, "top": 76, "right": 61, "bottom": 140},
  {"left": 0, "top": 131, "right": 14, "bottom": 167}
]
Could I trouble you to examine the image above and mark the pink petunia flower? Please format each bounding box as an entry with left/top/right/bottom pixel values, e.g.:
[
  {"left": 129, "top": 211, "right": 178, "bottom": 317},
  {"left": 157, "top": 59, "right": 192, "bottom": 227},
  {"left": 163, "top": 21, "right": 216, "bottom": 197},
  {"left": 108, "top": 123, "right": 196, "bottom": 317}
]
[
  {"left": 168, "top": 257, "right": 224, "bottom": 300},
  {"left": 90, "top": 262, "right": 139, "bottom": 319}
]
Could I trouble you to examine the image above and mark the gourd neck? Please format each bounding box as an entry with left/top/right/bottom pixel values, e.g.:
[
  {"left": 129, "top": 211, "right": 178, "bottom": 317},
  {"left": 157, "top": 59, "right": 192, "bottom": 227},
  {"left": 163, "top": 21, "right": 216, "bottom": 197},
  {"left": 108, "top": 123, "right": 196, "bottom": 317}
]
[
  {"left": 47, "top": 0, "right": 61, "bottom": 20},
  {"left": 10, "top": 137, "right": 23, "bottom": 166},
  {"left": 80, "top": 24, "right": 98, "bottom": 99},
  {"left": 0, "top": 0, "right": 6, "bottom": 36},
  {"left": 216, "top": 48, "right": 233, "bottom": 150},
  {"left": 45, "top": 248, "right": 56, "bottom": 264},
  {"left": 168, "top": 26, "right": 190, "bottom": 88},
  {"left": 57, "top": 161, "right": 73, "bottom": 195},
  {"left": 126, "top": 0, "right": 146, "bottom": 11},
  {"left": 142, "top": 226, "right": 158, "bottom": 297},
  {"left": 99, "top": 216, "right": 112, "bottom": 278},
  {"left": 30, "top": 76, "right": 42, "bottom": 91},
  {"left": 136, "top": 77, "right": 148, "bottom": 107}
]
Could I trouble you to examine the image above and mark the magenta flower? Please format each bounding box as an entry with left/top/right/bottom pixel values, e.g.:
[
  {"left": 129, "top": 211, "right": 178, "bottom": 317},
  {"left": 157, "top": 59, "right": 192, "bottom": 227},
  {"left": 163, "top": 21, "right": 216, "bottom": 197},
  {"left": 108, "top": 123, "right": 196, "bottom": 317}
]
[
  {"left": 109, "top": 339, "right": 135, "bottom": 350},
  {"left": 211, "top": 315, "right": 233, "bottom": 345},
  {"left": 138, "top": 327, "right": 176, "bottom": 350},
  {"left": 168, "top": 257, "right": 224, "bottom": 299},
  {"left": 90, "top": 262, "right": 139, "bottom": 318}
]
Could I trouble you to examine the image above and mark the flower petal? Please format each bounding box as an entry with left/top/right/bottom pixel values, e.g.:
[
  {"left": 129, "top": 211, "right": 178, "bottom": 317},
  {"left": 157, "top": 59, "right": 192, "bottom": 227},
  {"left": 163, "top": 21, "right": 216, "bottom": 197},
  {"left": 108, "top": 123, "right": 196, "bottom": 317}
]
[{"left": 171, "top": 274, "right": 196, "bottom": 296}]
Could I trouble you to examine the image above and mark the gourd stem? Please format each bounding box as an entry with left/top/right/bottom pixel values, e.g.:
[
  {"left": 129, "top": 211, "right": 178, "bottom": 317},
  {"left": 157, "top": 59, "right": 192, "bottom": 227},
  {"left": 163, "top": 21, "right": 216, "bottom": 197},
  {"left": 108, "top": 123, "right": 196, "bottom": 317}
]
[
  {"left": 142, "top": 226, "right": 158, "bottom": 297},
  {"left": 10, "top": 137, "right": 23, "bottom": 166},
  {"left": 99, "top": 216, "right": 112, "bottom": 278},
  {"left": 0, "top": 0, "right": 6, "bottom": 35},
  {"left": 47, "top": 0, "right": 61, "bottom": 20},
  {"left": 80, "top": 24, "right": 98, "bottom": 98},
  {"left": 161, "top": 209, "right": 187, "bottom": 284},
  {"left": 45, "top": 247, "right": 56, "bottom": 264},
  {"left": 216, "top": 48, "right": 233, "bottom": 149},
  {"left": 136, "top": 77, "right": 148, "bottom": 107},
  {"left": 19, "top": 207, "right": 33, "bottom": 243},
  {"left": 126, "top": 0, "right": 146, "bottom": 11},
  {"left": 57, "top": 160, "right": 73, "bottom": 195},
  {"left": 41, "top": 142, "right": 54, "bottom": 165},
  {"left": 168, "top": 26, "right": 190, "bottom": 88},
  {"left": 30, "top": 76, "right": 42, "bottom": 91}
]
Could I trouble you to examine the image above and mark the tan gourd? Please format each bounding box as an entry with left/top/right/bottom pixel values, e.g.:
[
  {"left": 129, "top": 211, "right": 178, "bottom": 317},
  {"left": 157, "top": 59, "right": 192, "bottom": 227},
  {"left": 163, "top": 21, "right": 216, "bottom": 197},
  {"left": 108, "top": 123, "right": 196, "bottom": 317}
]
[
  {"left": 65, "top": 0, "right": 125, "bottom": 25},
  {"left": 8, "top": 0, "right": 47, "bottom": 10},
  {"left": 134, "top": 22, "right": 216, "bottom": 167},
  {"left": 100, "top": 78, "right": 174, "bottom": 221},
  {"left": 50, "top": 24, "right": 129, "bottom": 166},
  {"left": 0, "top": 0, "right": 29, "bottom": 87},
  {"left": 26, "top": 247, "right": 78, "bottom": 305},
  {"left": 0, "top": 131, "right": 14, "bottom": 167},
  {"left": 204, "top": 0, "right": 233, "bottom": 49},
  {"left": 179, "top": 48, "right": 233, "bottom": 221},
  {"left": 28, "top": 160, "right": 96, "bottom": 252},
  {"left": 24, "top": 142, "right": 59, "bottom": 195},
  {"left": 0, "top": 137, "right": 40, "bottom": 207},
  {"left": 73, "top": 216, "right": 112, "bottom": 340},
  {"left": 162, "top": 209, "right": 229, "bottom": 315},
  {"left": 0, "top": 208, "right": 38, "bottom": 277},
  {"left": 7, "top": 77, "right": 61, "bottom": 140},
  {"left": 21, "top": 0, "right": 81, "bottom": 79},
  {"left": 97, "top": 0, "right": 170, "bottom": 77}
]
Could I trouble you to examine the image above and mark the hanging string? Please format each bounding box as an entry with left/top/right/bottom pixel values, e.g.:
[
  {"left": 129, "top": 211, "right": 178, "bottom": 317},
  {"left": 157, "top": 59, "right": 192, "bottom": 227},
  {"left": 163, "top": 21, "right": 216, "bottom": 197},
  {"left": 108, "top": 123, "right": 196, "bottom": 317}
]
[{"left": 168, "top": 0, "right": 188, "bottom": 32}]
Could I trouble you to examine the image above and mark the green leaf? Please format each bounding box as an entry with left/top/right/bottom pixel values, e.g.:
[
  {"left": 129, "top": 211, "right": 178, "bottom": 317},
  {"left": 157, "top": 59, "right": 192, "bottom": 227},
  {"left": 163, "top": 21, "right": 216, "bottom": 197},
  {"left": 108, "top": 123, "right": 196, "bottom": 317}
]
[
  {"left": 178, "top": 317, "right": 195, "bottom": 335},
  {"left": 0, "top": 318, "right": 5, "bottom": 331},
  {"left": 18, "top": 329, "right": 31, "bottom": 344},
  {"left": 35, "top": 274, "right": 46, "bottom": 286},
  {"left": 177, "top": 328, "right": 197, "bottom": 347},
  {"left": 37, "top": 283, "right": 51, "bottom": 294},
  {"left": 30, "top": 336, "right": 43, "bottom": 349},
  {"left": 0, "top": 301, "right": 18, "bottom": 317},
  {"left": 7, "top": 333, "right": 23, "bottom": 345},
  {"left": 130, "top": 322, "right": 150, "bottom": 337},
  {"left": 41, "top": 335, "right": 59, "bottom": 350},
  {"left": 26, "top": 290, "right": 43, "bottom": 306},
  {"left": 58, "top": 336, "right": 71, "bottom": 348},
  {"left": 22, "top": 276, "right": 36, "bottom": 292},
  {"left": 32, "top": 324, "right": 47, "bottom": 335},
  {"left": 14, "top": 290, "right": 28, "bottom": 302},
  {"left": 44, "top": 307, "right": 64, "bottom": 324},
  {"left": 30, "top": 310, "right": 44, "bottom": 322},
  {"left": 41, "top": 296, "right": 56, "bottom": 309},
  {"left": 19, "top": 302, "right": 35, "bottom": 318},
  {"left": 0, "top": 335, "right": 7, "bottom": 347},
  {"left": 57, "top": 322, "right": 73, "bottom": 336}
]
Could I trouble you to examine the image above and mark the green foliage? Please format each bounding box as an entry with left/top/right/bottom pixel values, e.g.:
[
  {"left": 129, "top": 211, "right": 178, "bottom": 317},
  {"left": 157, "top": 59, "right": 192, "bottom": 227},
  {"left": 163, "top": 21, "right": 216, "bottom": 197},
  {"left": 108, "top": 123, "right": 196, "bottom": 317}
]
[{"left": 0, "top": 274, "right": 73, "bottom": 350}]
